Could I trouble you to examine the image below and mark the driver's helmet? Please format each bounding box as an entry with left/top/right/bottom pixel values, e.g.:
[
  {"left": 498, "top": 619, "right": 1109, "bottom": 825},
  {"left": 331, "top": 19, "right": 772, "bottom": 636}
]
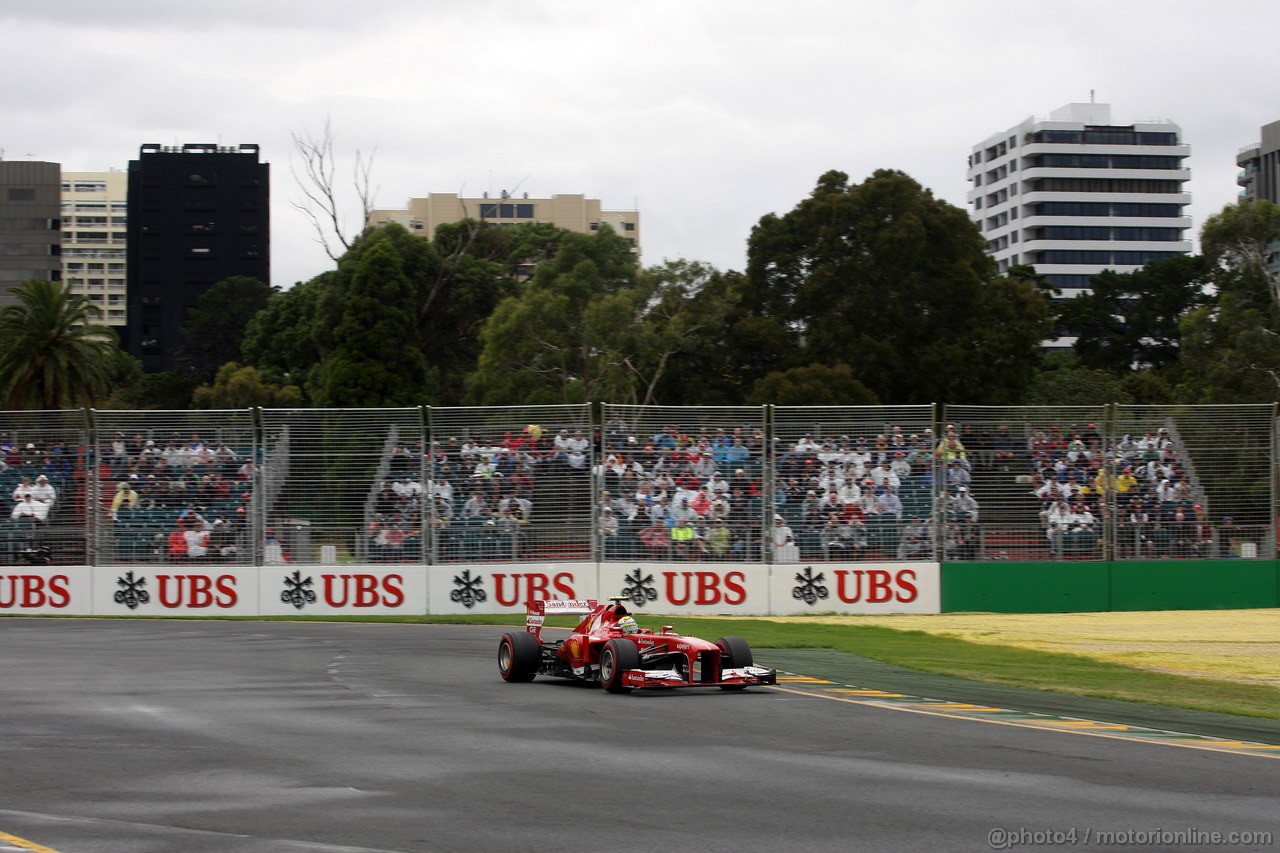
[{"left": 617, "top": 615, "right": 639, "bottom": 635}]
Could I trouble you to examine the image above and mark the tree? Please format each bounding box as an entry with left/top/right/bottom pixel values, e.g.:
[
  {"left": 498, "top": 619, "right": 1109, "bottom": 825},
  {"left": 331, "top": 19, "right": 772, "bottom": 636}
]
[
  {"left": 191, "top": 362, "right": 304, "bottom": 409},
  {"left": 1023, "top": 352, "right": 1132, "bottom": 406},
  {"left": 1056, "top": 255, "right": 1212, "bottom": 374},
  {"left": 313, "top": 238, "right": 429, "bottom": 407},
  {"left": 1174, "top": 201, "right": 1280, "bottom": 403},
  {"left": 179, "top": 276, "right": 275, "bottom": 380},
  {"left": 1201, "top": 199, "right": 1280, "bottom": 304},
  {"left": 621, "top": 260, "right": 740, "bottom": 405},
  {"left": 242, "top": 273, "right": 331, "bottom": 398},
  {"left": 0, "top": 279, "right": 120, "bottom": 408},
  {"left": 748, "top": 364, "right": 879, "bottom": 406},
  {"left": 741, "top": 169, "right": 1049, "bottom": 404},
  {"left": 290, "top": 118, "right": 377, "bottom": 262},
  {"left": 467, "top": 226, "right": 640, "bottom": 404}
]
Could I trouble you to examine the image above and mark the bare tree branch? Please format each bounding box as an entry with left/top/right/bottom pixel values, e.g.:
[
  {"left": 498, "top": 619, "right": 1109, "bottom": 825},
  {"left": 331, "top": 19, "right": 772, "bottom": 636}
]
[{"left": 289, "top": 117, "right": 378, "bottom": 263}]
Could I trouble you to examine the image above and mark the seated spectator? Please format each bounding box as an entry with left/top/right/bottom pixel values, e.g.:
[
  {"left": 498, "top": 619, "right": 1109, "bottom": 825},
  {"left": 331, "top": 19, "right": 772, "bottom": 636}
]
[
  {"left": 598, "top": 506, "right": 620, "bottom": 551},
  {"left": 948, "top": 486, "right": 979, "bottom": 523},
  {"left": 11, "top": 476, "right": 33, "bottom": 504},
  {"left": 772, "top": 514, "right": 798, "bottom": 563},
  {"left": 167, "top": 522, "right": 189, "bottom": 561},
  {"left": 110, "top": 481, "right": 139, "bottom": 520},
  {"left": 898, "top": 517, "right": 933, "bottom": 560},
  {"left": 671, "top": 516, "right": 703, "bottom": 560},
  {"left": 637, "top": 519, "right": 671, "bottom": 558},
  {"left": 184, "top": 521, "right": 211, "bottom": 561},
  {"left": 876, "top": 486, "right": 903, "bottom": 520},
  {"left": 935, "top": 424, "right": 967, "bottom": 463},
  {"left": 208, "top": 516, "right": 238, "bottom": 560},
  {"left": 993, "top": 425, "right": 1018, "bottom": 470},
  {"left": 705, "top": 517, "right": 732, "bottom": 559},
  {"left": 11, "top": 492, "right": 48, "bottom": 523}
]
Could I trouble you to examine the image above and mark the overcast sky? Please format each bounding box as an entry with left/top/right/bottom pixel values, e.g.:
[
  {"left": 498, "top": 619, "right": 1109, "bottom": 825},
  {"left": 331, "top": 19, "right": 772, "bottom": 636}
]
[{"left": 2, "top": 1, "right": 1274, "bottom": 287}]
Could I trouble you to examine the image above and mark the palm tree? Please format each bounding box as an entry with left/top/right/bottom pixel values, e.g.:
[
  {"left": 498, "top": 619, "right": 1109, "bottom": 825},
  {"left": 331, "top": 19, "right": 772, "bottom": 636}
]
[{"left": 0, "top": 279, "right": 120, "bottom": 409}]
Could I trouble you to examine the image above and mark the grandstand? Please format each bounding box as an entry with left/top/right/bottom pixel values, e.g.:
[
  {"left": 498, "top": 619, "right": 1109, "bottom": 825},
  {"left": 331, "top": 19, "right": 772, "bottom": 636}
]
[{"left": 0, "top": 404, "right": 1273, "bottom": 566}]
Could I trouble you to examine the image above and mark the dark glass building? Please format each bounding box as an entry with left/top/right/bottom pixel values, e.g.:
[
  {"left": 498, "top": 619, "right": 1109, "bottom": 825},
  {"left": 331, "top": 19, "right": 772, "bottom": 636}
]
[
  {"left": 125, "top": 143, "right": 269, "bottom": 372},
  {"left": 0, "top": 160, "right": 62, "bottom": 311}
]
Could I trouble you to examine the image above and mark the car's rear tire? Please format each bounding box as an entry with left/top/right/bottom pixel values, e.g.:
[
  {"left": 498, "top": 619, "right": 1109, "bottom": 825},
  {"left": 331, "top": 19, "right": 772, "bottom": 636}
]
[
  {"left": 600, "top": 638, "right": 640, "bottom": 693},
  {"left": 717, "top": 636, "right": 753, "bottom": 691},
  {"left": 499, "top": 631, "right": 539, "bottom": 682}
]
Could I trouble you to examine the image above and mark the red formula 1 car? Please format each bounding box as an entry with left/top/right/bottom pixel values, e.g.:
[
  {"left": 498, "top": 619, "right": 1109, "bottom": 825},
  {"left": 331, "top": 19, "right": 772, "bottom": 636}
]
[{"left": 498, "top": 598, "right": 777, "bottom": 693}]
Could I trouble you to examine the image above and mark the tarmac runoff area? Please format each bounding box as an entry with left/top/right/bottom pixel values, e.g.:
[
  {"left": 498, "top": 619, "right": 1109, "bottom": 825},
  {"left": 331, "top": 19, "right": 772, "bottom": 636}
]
[{"left": 761, "top": 609, "right": 1280, "bottom": 687}]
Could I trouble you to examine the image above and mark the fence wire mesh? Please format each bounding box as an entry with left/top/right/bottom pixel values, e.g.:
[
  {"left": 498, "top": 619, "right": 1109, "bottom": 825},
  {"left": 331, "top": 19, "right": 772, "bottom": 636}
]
[
  {"left": 2, "top": 403, "right": 1275, "bottom": 566},
  {"left": 0, "top": 410, "right": 90, "bottom": 566},
  {"left": 89, "top": 409, "right": 259, "bottom": 565},
  {"left": 258, "top": 408, "right": 423, "bottom": 564},
  {"left": 429, "top": 404, "right": 593, "bottom": 563},
  {"left": 599, "top": 404, "right": 768, "bottom": 562},
  {"left": 773, "top": 406, "right": 937, "bottom": 563}
]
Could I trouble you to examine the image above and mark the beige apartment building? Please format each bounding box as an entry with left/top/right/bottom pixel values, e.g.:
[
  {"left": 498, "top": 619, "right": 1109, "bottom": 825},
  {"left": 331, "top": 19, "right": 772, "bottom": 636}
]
[
  {"left": 61, "top": 170, "right": 128, "bottom": 327},
  {"left": 367, "top": 191, "right": 640, "bottom": 260}
]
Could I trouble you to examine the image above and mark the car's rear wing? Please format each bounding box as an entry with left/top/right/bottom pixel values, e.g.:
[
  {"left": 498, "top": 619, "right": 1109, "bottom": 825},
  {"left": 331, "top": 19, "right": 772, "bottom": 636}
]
[{"left": 525, "top": 599, "right": 598, "bottom": 642}]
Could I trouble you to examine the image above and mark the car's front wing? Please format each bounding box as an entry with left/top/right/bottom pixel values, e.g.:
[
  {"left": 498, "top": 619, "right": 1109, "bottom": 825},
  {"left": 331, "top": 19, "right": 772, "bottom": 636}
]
[{"left": 620, "top": 665, "right": 777, "bottom": 690}]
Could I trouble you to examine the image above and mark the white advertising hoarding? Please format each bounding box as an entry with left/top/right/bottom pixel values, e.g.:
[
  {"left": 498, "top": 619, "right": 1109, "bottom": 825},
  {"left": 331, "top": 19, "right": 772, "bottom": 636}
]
[
  {"left": 259, "top": 566, "right": 428, "bottom": 616},
  {"left": 93, "top": 567, "right": 260, "bottom": 616},
  {"left": 1, "top": 562, "right": 938, "bottom": 616},
  {"left": 426, "top": 563, "right": 599, "bottom": 615},
  {"left": 0, "top": 566, "right": 92, "bottom": 615},
  {"left": 769, "top": 562, "right": 940, "bottom": 615},
  {"left": 597, "top": 562, "right": 770, "bottom": 616}
]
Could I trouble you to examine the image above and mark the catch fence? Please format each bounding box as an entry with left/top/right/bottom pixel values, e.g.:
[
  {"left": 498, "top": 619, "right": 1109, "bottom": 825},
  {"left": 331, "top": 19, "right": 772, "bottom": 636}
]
[{"left": 1, "top": 403, "right": 1274, "bottom": 567}]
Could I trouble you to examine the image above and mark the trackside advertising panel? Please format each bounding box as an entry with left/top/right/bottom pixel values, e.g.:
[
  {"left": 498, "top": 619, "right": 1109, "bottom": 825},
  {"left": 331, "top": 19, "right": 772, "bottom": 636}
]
[
  {"left": 427, "top": 563, "right": 599, "bottom": 615},
  {"left": 259, "top": 566, "right": 427, "bottom": 616},
  {"left": 769, "top": 562, "right": 940, "bottom": 615},
  {"left": 0, "top": 566, "right": 91, "bottom": 614},
  {"left": 94, "top": 567, "right": 260, "bottom": 616},
  {"left": 597, "top": 563, "right": 770, "bottom": 615}
]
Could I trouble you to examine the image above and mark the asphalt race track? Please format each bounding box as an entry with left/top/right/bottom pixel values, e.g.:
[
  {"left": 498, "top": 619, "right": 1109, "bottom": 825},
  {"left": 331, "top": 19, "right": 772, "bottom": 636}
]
[{"left": 1, "top": 620, "right": 1278, "bottom": 853}]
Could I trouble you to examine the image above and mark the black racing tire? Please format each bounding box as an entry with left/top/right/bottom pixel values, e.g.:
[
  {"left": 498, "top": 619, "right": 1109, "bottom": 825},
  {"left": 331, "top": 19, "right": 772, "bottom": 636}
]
[
  {"left": 599, "top": 638, "right": 640, "bottom": 694},
  {"left": 717, "top": 636, "right": 753, "bottom": 691},
  {"left": 499, "top": 631, "right": 539, "bottom": 683}
]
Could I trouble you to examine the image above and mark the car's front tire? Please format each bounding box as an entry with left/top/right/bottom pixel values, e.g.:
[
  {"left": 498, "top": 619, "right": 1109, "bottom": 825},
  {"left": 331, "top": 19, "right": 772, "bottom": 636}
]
[
  {"left": 600, "top": 638, "right": 640, "bottom": 693},
  {"left": 499, "top": 631, "right": 539, "bottom": 682},
  {"left": 716, "top": 635, "right": 753, "bottom": 691}
]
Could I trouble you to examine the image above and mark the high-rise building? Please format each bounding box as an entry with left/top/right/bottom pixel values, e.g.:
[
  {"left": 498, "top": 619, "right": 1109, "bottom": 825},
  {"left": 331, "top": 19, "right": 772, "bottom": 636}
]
[
  {"left": 1236, "top": 119, "right": 1280, "bottom": 279},
  {"left": 61, "top": 170, "right": 128, "bottom": 328},
  {"left": 125, "top": 143, "right": 270, "bottom": 373},
  {"left": 0, "top": 160, "right": 62, "bottom": 311},
  {"left": 1237, "top": 118, "right": 1280, "bottom": 204},
  {"left": 967, "top": 103, "right": 1191, "bottom": 313},
  {"left": 367, "top": 191, "right": 641, "bottom": 261}
]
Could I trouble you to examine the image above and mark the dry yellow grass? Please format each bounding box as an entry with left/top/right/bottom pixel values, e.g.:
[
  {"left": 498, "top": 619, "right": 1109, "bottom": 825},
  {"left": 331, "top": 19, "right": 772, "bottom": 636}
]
[{"left": 760, "top": 610, "right": 1280, "bottom": 687}]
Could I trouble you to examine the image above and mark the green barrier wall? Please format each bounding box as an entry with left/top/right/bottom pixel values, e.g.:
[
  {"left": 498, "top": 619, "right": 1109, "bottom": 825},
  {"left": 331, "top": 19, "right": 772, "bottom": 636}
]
[
  {"left": 941, "top": 562, "right": 1111, "bottom": 613},
  {"left": 1109, "top": 560, "right": 1280, "bottom": 611},
  {"left": 941, "top": 560, "right": 1280, "bottom": 613}
]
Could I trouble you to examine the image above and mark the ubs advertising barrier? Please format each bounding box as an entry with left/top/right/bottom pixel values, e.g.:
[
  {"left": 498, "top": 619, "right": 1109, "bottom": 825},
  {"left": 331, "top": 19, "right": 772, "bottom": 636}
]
[{"left": 1, "top": 562, "right": 941, "bottom": 617}]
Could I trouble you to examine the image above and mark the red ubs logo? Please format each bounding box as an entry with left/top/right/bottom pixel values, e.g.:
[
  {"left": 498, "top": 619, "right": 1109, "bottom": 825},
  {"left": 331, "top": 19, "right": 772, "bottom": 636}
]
[
  {"left": 492, "top": 573, "right": 576, "bottom": 607},
  {"left": 321, "top": 574, "right": 406, "bottom": 607},
  {"left": 156, "top": 574, "right": 239, "bottom": 608},
  {"left": 0, "top": 574, "right": 71, "bottom": 608},
  {"left": 662, "top": 571, "right": 747, "bottom": 606},
  {"left": 832, "top": 569, "right": 918, "bottom": 603}
]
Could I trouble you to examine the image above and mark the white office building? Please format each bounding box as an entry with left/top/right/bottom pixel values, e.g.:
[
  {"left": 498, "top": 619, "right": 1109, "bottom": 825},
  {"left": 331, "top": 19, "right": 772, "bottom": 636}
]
[
  {"left": 967, "top": 103, "right": 1191, "bottom": 315},
  {"left": 61, "top": 170, "right": 128, "bottom": 328}
]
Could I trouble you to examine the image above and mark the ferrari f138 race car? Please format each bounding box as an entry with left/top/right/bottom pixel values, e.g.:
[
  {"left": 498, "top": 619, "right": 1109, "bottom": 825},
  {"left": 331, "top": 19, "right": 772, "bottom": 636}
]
[{"left": 498, "top": 598, "right": 777, "bottom": 693}]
